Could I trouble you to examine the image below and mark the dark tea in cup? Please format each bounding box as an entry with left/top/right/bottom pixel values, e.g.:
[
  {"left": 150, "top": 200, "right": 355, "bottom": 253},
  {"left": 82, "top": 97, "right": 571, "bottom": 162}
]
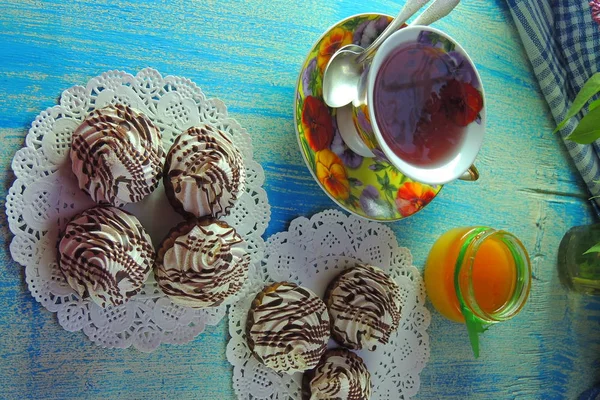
[
  {"left": 343, "top": 26, "right": 486, "bottom": 185},
  {"left": 373, "top": 40, "right": 483, "bottom": 167}
]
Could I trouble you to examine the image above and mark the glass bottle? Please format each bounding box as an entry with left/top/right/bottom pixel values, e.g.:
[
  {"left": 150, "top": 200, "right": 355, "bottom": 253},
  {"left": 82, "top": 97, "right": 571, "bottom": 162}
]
[
  {"left": 558, "top": 224, "right": 600, "bottom": 295},
  {"left": 425, "top": 227, "right": 532, "bottom": 357}
]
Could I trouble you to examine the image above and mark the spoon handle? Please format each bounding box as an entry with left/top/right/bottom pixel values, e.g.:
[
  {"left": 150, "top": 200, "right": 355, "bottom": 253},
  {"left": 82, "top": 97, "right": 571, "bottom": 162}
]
[
  {"left": 356, "top": 0, "right": 432, "bottom": 64},
  {"left": 411, "top": 0, "right": 460, "bottom": 26}
]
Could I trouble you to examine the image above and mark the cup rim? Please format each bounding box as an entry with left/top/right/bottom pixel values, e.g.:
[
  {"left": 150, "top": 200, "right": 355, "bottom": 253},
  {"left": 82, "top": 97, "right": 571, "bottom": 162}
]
[{"left": 366, "top": 25, "right": 486, "bottom": 185}]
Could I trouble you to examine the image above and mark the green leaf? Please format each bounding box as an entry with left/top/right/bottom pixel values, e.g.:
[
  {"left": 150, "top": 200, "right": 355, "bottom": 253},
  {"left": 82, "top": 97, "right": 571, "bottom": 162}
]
[
  {"left": 343, "top": 17, "right": 366, "bottom": 31},
  {"left": 382, "top": 173, "right": 390, "bottom": 187},
  {"left": 383, "top": 189, "right": 395, "bottom": 202},
  {"left": 345, "top": 194, "right": 360, "bottom": 208},
  {"left": 589, "top": 98, "right": 600, "bottom": 112},
  {"left": 371, "top": 163, "right": 386, "bottom": 172},
  {"left": 297, "top": 97, "right": 303, "bottom": 120},
  {"left": 376, "top": 173, "right": 385, "bottom": 187},
  {"left": 348, "top": 177, "right": 363, "bottom": 188},
  {"left": 572, "top": 277, "right": 600, "bottom": 289},
  {"left": 583, "top": 243, "right": 600, "bottom": 255},
  {"left": 443, "top": 39, "right": 455, "bottom": 53},
  {"left": 565, "top": 105, "right": 600, "bottom": 144},
  {"left": 377, "top": 173, "right": 393, "bottom": 192},
  {"left": 577, "top": 261, "right": 600, "bottom": 281},
  {"left": 555, "top": 72, "right": 600, "bottom": 133},
  {"left": 308, "top": 67, "right": 321, "bottom": 97},
  {"left": 300, "top": 137, "right": 316, "bottom": 171}
]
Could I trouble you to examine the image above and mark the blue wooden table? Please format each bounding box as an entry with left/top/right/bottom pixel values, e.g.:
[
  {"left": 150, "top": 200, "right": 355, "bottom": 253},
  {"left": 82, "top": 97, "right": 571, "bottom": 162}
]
[{"left": 1, "top": 0, "right": 599, "bottom": 398}]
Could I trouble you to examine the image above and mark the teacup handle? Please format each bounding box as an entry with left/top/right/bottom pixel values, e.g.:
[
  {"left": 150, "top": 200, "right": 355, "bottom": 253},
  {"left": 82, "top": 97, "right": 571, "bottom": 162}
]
[{"left": 459, "top": 165, "right": 479, "bottom": 182}]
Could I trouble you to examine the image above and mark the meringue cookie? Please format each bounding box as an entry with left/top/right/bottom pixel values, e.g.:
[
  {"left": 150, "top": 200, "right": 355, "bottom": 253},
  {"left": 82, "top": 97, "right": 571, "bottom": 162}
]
[
  {"left": 154, "top": 219, "right": 250, "bottom": 308},
  {"left": 324, "top": 263, "right": 402, "bottom": 351},
  {"left": 246, "top": 282, "right": 330, "bottom": 374},
  {"left": 57, "top": 206, "right": 154, "bottom": 308},
  {"left": 70, "top": 104, "right": 165, "bottom": 206},
  {"left": 164, "top": 124, "right": 245, "bottom": 219},
  {"left": 303, "top": 349, "right": 372, "bottom": 400}
]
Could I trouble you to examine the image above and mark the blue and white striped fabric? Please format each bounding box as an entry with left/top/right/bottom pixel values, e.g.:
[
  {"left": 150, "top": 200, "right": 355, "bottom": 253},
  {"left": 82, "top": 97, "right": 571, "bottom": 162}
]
[{"left": 506, "top": 0, "right": 600, "bottom": 210}]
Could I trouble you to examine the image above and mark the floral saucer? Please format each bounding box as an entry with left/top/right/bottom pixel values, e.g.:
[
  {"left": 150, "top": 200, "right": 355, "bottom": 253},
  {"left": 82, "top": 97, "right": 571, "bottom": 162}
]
[{"left": 294, "top": 13, "right": 442, "bottom": 222}]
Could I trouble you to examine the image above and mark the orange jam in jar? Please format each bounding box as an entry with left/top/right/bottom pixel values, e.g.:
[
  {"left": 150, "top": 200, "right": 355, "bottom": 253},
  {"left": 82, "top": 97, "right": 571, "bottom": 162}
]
[{"left": 425, "top": 227, "right": 531, "bottom": 324}]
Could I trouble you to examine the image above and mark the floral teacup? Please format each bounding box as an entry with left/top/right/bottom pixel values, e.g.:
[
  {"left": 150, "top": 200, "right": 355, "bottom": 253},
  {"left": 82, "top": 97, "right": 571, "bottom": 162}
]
[
  {"left": 337, "top": 25, "right": 486, "bottom": 185},
  {"left": 295, "top": 14, "right": 446, "bottom": 221}
]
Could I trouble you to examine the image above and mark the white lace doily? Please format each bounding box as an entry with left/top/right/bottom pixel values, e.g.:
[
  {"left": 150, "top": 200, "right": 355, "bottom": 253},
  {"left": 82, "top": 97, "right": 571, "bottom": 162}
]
[
  {"left": 227, "top": 209, "right": 431, "bottom": 400},
  {"left": 6, "top": 68, "right": 271, "bottom": 352}
]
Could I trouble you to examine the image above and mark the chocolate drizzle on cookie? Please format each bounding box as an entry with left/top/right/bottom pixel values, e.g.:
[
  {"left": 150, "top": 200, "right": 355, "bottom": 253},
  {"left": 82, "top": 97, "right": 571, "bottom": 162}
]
[
  {"left": 70, "top": 104, "right": 165, "bottom": 206},
  {"left": 57, "top": 206, "right": 155, "bottom": 308},
  {"left": 303, "top": 349, "right": 372, "bottom": 400},
  {"left": 246, "top": 282, "right": 330, "bottom": 374},
  {"left": 325, "top": 264, "right": 402, "bottom": 351},
  {"left": 164, "top": 124, "right": 245, "bottom": 219},
  {"left": 154, "top": 219, "right": 250, "bottom": 308}
]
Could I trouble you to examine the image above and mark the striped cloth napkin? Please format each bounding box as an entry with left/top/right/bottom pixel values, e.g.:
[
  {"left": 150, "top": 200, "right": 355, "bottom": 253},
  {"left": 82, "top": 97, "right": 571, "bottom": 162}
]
[{"left": 506, "top": 0, "right": 600, "bottom": 211}]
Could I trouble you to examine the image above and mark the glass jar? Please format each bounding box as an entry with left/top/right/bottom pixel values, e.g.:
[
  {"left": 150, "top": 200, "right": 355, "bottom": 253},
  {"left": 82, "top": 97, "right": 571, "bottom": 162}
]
[
  {"left": 558, "top": 224, "right": 600, "bottom": 295},
  {"left": 424, "top": 227, "right": 532, "bottom": 356}
]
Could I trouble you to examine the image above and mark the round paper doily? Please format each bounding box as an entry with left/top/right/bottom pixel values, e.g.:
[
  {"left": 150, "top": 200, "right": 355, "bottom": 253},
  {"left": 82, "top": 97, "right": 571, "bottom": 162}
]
[
  {"left": 227, "top": 209, "right": 431, "bottom": 400},
  {"left": 6, "top": 68, "right": 271, "bottom": 352}
]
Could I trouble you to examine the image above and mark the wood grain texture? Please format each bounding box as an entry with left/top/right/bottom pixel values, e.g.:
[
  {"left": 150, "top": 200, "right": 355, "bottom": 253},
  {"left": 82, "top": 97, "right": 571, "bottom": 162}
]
[{"left": 1, "top": 0, "right": 599, "bottom": 398}]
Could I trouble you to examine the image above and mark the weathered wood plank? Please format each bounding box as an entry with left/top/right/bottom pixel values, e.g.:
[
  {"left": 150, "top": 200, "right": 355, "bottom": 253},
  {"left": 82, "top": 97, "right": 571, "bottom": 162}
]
[{"left": 1, "top": 0, "right": 599, "bottom": 398}]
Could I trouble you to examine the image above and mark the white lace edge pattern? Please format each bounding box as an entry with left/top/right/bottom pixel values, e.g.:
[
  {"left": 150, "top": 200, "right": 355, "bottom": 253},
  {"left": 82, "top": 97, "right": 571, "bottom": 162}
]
[
  {"left": 6, "top": 68, "right": 271, "bottom": 352},
  {"left": 227, "top": 210, "right": 431, "bottom": 400}
]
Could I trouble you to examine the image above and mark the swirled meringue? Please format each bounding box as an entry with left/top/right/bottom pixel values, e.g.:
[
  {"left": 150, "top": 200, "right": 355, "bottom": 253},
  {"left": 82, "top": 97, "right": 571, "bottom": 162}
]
[
  {"left": 164, "top": 124, "right": 245, "bottom": 219},
  {"left": 70, "top": 104, "right": 165, "bottom": 206},
  {"left": 324, "top": 263, "right": 402, "bottom": 351},
  {"left": 246, "top": 282, "right": 330, "bottom": 374},
  {"left": 303, "top": 349, "right": 372, "bottom": 400},
  {"left": 57, "top": 206, "right": 155, "bottom": 308},
  {"left": 154, "top": 219, "right": 250, "bottom": 308}
]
